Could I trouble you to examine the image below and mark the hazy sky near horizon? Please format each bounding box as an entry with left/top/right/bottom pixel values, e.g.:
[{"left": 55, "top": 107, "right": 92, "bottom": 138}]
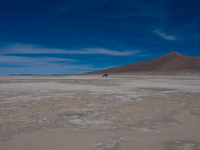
[{"left": 0, "top": 0, "right": 200, "bottom": 75}]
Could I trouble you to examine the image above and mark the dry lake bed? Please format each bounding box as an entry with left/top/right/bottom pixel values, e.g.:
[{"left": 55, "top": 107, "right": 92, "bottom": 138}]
[{"left": 0, "top": 75, "right": 200, "bottom": 150}]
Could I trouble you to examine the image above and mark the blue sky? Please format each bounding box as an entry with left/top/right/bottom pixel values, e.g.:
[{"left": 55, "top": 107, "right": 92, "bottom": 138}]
[{"left": 0, "top": 0, "right": 199, "bottom": 75}]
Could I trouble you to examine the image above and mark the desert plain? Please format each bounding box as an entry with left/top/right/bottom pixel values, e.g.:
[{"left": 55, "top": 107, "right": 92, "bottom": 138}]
[{"left": 0, "top": 74, "right": 200, "bottom": 150}]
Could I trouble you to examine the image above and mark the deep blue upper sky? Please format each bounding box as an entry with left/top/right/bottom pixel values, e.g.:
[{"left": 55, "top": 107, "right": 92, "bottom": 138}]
[{"left": 0, "top": 0, "right": 199, "bottom": 75}]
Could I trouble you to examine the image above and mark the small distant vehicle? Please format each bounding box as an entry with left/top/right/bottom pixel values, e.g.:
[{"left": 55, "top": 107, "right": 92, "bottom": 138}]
[{"left": 102, "top": 73, "right": 108, "bottom": 77}]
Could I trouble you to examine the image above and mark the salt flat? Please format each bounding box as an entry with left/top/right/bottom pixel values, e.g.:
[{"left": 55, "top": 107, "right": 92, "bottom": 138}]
[{"left": 0, "top": 75, "right": 200, "bottom": 150}]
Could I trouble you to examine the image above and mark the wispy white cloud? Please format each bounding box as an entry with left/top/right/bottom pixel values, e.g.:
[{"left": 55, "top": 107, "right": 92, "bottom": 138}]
[
  {"left": 0, "top": 43, "right": 65, "bottom": 54},
  {"left": 0, "top": 55, "right": 97, "bottom": 75},
  {"left": 0, "top": 43, "right": 143, "bottom": 75},
  {"left": 137, "top": 54, "right": 150, "bottom": 57},
  {"left": 0, "top": 55, "right": 76, "bottom": 65},
  {"left": 153, "top": 29, "right": 176, "bottom": 41},
  {"left": 0, "top": 43, "right": 140, "bottom": 56},
  {"left": 66, "top": 48, "right": 140, "bottom": 56}
]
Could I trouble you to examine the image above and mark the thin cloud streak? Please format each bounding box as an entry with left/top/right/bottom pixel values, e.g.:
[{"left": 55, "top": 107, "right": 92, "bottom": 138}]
[
  {"left": 66, "top": 48, "right": 140, "bottom": 56},
  {"left": 0, "top": 55, "right": 76, "bottom": 65},
  {"left": 0, "top": 55, "right": 97, "bottom": 75},
  {"left": 154, "top": 29, "right": 176, "bottom": 41},
  {"left": 0, "top": 43, "right": 141, "bottom": 56},
  {"left": 0, "top": 43, "right": 142, "bottom": 75}
]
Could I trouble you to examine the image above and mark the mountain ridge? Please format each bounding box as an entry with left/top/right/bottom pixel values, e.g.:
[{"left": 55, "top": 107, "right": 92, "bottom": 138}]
[{"left": 86, "top": 51, "right": 200, "bottom": 74}]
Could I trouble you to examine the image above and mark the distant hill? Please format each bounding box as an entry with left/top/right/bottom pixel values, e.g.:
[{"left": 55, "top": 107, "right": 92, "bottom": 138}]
[{"left": 86, "top": 51, "right": 200, "bottom": 74}]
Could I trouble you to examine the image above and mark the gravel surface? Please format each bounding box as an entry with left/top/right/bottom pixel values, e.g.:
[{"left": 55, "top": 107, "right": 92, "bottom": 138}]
[{"left": 0, "top": 75, "right": 199, "bottom": 150}]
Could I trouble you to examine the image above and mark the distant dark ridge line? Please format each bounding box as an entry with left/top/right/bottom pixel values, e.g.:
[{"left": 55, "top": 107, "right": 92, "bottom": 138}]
[{"left": 85, "top": 51, "right": 200, "bottom": 74}]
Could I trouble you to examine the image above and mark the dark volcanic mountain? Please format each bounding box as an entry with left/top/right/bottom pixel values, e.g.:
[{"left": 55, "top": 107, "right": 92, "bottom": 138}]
[{"left": 88, "top": 51, "right": 200, "bottom": 74}]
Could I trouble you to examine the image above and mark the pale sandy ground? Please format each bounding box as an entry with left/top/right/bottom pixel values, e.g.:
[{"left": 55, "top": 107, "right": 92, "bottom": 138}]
[{"left": 0, "top": 75, "right": 200, "bottom": 150}]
